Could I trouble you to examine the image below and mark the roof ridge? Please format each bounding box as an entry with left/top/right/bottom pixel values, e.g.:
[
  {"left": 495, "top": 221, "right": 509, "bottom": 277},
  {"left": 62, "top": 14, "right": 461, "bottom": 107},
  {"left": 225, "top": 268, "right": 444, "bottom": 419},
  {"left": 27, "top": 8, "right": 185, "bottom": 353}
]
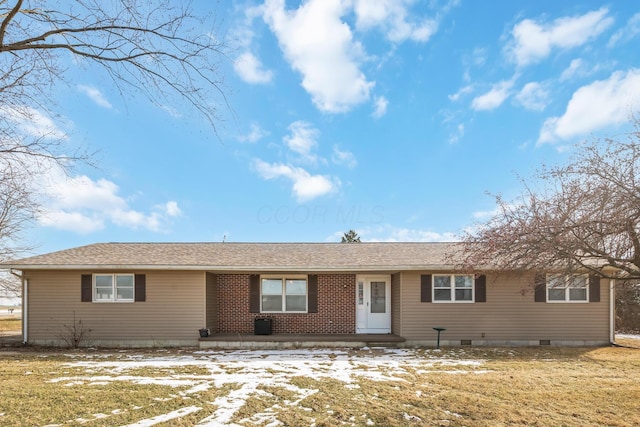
[
  {"left": 1, "top": 241, "right": 462, "bottom": 269},
  {"left": 97, "top": 241, "right": 461, "bottom": 245}
]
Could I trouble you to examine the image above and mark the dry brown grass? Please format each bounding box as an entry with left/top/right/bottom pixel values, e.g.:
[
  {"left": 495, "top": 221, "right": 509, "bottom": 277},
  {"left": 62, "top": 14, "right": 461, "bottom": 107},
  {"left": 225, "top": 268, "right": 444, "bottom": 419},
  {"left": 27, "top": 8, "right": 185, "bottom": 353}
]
[
  {"left": 0, "top": 318, "right": 20, "bottom": 333},
  {"left": 235, "top": 347, "right": 640, "bottom": 426},
  {"left": 615, "top": 337, "right": 640, "bottom": 349},
  {"left": 0, "top": 346, "right": 638, "bottom": 426},
  {"left": 0, "top": 354, "right": 197, "bottom": 425}
]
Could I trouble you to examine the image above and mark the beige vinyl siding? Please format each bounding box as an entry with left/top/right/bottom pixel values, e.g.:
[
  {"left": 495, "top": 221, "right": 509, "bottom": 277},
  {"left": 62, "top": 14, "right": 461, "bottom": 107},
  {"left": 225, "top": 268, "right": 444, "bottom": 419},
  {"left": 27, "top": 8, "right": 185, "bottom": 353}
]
[
  {"left": 398, "top": 272, "right": 610, "bottom": 343},
  {"left": 391, "top": 272, "right": 401, "bottom": 335},
  {"left": 25, "top": 270, "right": 205, "bottom": 345},
  {"left": 205, "top": 273, "right": 218, "bottom": 332}
]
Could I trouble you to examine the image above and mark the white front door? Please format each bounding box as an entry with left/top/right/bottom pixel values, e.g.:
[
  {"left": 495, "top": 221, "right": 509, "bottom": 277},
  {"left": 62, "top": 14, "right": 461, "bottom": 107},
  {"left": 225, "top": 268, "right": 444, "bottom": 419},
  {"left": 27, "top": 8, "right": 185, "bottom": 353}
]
[{"left": 356, "top": 275, "right": 391, "bottom": 333}]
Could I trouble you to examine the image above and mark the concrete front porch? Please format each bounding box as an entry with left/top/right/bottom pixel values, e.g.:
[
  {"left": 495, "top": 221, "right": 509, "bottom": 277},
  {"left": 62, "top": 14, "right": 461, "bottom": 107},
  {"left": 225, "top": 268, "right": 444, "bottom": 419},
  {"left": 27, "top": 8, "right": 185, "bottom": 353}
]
[{"left": 199, "top": 333, "right": 406, "bottom": 350}]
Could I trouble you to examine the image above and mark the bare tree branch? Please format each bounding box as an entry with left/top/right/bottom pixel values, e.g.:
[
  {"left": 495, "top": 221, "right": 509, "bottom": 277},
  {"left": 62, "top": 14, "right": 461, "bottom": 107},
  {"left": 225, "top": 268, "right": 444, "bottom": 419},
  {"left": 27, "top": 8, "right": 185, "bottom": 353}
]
[
  {"left": 458, "top": 118, "right": 640, "bottom": 283},
  {"left": 0, "top": 0, "right": 228, "bottom": 264}
]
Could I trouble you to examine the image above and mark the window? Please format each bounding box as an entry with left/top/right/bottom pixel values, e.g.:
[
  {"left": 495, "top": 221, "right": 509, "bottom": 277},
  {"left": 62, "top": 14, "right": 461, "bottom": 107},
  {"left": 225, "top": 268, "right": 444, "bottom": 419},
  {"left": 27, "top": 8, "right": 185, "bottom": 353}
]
[
  {"left": 547, "top": 274, "right": 588, "bottom": 302},
  {"left": 261, "top": 276, "right": 307, "bottom": 312},
  {"left": 94, "top": 274, "right": 134, "bottom": 302},
  {"left": 433, "top": 274, "right": 474, "bottom": 302}
]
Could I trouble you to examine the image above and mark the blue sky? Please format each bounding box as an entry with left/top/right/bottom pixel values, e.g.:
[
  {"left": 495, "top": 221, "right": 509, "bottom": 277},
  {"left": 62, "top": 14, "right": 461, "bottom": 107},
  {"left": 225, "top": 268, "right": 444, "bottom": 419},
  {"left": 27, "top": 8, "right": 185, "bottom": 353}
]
[{"left": 19, "top": 0, "right": 640, "bottom": 254}]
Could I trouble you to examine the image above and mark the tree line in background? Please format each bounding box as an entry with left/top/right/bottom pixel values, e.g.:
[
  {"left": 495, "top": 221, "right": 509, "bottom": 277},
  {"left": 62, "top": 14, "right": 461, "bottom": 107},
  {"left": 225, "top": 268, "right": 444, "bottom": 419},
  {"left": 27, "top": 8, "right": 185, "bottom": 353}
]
[
  {"left": 616, "top": 282, "right": 640, "bottom": 333},
  {"left": 341, "top": 229, "right": 361, "bottom": 243}
]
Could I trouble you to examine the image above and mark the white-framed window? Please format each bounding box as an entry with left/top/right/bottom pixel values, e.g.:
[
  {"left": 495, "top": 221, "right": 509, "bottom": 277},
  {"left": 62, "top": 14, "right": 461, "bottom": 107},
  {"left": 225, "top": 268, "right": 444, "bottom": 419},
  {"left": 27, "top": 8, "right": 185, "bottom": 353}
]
[
  {"left": 94, "top": 274, "right": 135, "bottom": 302},
  {"left": 547, "top": 274, "right": 588, "bottom": 303},
  {"left": 433, "top": 274, "right": 474, "bottom": 303},
  {"left": 261, "top": 276, "right": 307, "bottom": 313}
]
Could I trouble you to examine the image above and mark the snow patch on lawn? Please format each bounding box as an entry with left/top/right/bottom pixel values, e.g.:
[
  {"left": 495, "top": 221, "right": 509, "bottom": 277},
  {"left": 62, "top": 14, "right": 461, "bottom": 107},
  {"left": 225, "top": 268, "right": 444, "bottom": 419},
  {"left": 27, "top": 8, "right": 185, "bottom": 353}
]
[
  {"left": 616, "top": 333, "right": 640, "bottom": 340},
  {"left": 51, "top": 348, "right": 486, "bottom": 426},
  {"left": 122, "top": 405, "right": 201, "bottom": 427}
]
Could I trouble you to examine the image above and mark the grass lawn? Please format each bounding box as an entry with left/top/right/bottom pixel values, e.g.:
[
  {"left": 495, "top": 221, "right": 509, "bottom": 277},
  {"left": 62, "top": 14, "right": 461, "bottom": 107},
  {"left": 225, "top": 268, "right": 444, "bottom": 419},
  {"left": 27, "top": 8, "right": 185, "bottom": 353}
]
[
  {"left": 0, "top": 318, "right": 21, "bottom": 333},
  {"left": 0, "top": 345, "right": 638, "bottom": 426}
]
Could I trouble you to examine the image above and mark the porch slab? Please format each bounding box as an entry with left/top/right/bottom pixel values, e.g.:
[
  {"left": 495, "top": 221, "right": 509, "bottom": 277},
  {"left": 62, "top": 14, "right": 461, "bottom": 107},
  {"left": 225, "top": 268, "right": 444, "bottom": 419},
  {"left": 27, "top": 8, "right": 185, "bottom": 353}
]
[{"left": 199, "top": 333, "right": 405, "bottom": 350}]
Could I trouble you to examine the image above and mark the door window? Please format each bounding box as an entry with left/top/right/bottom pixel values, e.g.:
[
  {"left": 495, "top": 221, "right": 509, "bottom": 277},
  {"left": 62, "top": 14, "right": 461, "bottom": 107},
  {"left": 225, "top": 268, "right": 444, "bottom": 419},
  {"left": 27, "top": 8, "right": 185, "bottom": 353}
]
[{"left": 370, "top": 281, "right": 386, "bottom": 313}]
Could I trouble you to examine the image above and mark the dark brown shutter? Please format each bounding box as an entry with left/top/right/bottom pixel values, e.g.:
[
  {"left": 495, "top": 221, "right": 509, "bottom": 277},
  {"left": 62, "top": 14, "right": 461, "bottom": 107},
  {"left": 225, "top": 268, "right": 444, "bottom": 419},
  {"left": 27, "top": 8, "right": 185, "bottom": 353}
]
[
  {"left": 421, "top": 274, "right": 432, "bottom": 303},
  {"left": 308, "top": 274, "right": 318, "bottom": 313},
  {"left": 249, "top": 274, "right": 260, "bottom": 313},
  {"left": 589, "top": 275, "right": 601, "bottom": 302},
  {"left": 134, "top": 274, "right": 146, "bottom": 302},
  {"left": 81, "top": 274, "right": 92, "bottom": 302},
  {"left": 475, "top": 274, "right": 487, "bottom": 302},
  {"left": 534, "top": 273, "right": 546, "bottom": 302}
]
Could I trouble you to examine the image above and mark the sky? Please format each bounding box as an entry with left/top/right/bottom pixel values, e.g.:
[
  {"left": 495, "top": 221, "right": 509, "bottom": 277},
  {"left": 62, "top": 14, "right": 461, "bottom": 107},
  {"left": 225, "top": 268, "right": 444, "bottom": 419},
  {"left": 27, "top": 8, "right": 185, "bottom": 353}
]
[{"left": 16, "top": 0, "right": 640, "bottom": 255}]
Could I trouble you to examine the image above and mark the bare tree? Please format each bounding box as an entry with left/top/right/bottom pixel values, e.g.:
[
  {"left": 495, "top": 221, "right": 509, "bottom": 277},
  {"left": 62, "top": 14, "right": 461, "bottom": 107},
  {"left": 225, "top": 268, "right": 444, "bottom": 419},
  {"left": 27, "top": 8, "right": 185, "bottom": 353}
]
[
  {"left": 0, "top": 0, "right": 227, "bottom": 271},
  {"left": 459, "top": 119, "right": 640, "bottom": 282},
  {"left": 1, "top": 0, "right": 226, "bottom": 128}
]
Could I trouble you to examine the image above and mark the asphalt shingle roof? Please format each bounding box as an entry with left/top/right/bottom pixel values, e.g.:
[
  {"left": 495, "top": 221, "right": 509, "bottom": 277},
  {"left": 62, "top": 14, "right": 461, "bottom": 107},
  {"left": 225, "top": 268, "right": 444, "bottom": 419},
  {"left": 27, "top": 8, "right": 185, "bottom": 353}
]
[{"left": 1, "top": 242, "right": 463, "bottom": 272}]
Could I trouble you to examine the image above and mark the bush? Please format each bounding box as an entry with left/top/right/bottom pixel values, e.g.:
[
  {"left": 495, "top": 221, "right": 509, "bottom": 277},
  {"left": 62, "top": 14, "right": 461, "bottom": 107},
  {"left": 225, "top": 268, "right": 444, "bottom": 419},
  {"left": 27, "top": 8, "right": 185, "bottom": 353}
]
[{"left": 58, "top": 312, "right": 92, "bottom": 348}]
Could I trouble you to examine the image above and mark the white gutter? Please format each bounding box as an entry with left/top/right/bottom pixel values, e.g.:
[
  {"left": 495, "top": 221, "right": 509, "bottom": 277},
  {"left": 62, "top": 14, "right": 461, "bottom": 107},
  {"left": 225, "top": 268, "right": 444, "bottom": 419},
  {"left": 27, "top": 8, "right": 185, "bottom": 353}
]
[
  {"left": 22, "top": 278, "right": 27, "bottom": 344},
  {"left": 610, "top": 278, "right": 616, "bottom": 344},
  {"left": 0, "top": 264, "right": 460, "bottom": 272}
]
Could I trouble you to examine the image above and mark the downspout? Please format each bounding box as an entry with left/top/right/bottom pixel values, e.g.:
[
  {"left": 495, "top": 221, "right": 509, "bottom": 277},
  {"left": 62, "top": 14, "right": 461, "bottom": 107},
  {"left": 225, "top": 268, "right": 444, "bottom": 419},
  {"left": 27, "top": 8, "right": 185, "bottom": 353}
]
[
  {"left": 22, "top": 278, "right": 27, "bottom": 344},
  {"left": 609, "top": 278, "right": 616, "bottom": 344},
  {"left": 9, "top": 269, "right": 26, "bottom": 344}
]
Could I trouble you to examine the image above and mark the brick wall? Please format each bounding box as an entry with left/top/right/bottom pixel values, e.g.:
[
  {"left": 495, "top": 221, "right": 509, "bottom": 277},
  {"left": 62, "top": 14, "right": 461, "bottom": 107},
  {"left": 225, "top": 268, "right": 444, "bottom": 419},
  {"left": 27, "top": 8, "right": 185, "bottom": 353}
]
[{"left": 216, "top": 273, "right": 356, "bottom": 334}]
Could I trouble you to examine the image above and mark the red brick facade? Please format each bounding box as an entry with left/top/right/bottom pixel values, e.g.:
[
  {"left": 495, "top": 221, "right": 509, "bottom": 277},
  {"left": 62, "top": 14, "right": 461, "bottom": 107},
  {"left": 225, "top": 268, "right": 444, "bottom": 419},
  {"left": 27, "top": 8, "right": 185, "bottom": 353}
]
[{"left": 215, "top": 273, "right": 356, "bottom": 334}]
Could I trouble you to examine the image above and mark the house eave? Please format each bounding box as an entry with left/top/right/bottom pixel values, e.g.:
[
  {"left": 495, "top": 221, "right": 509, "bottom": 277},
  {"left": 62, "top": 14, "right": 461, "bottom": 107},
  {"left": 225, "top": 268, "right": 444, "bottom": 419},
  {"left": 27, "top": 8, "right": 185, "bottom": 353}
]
[{"left": 4, "top": 264, "right": 461, "bottom": 272}]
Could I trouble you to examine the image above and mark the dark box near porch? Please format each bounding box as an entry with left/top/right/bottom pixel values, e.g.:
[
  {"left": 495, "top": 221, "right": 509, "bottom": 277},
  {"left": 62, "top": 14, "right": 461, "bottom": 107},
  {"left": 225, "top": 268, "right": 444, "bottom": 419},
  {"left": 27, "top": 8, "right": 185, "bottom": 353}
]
[{"left": 254, "top": 318, "right": 273, "bottom": 335}]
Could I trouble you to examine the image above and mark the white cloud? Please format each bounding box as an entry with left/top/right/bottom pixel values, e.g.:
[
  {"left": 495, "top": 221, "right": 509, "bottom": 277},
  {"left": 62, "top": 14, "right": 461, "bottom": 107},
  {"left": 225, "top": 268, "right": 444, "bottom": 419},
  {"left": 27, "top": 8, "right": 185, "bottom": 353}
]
[
  {"left": 46, "top": 174, "right": 126, "bottom": 212},
  {"left": 77, "top": 84, "right": 113, "bottom": 109},
  {"left": 38, "top": 210, "right": 104, "bottom": 234},
  {"left": 238, "top": 122, "right": 269, "bottom": 143},
  {"left": 472, "top": 206, "right": 504, "bottom": 220},
  {"left": 608, "top": 12, "right": 640, "bottom": 47},
  {"left": 538, "top": 69, "right": 640, "bottom": 144},
  {"left": 38, "top": 168, "right": 180, "bottom": 233},
  {"left": 372, "top": 96, "right": 388, "bottom": 118},
  {"left": 353, "top": 0, "right": 439, "bottom": 43},
  {"left": 253, "top": 159, "right": 339, "bottom": 202},
  {"left": 507, "top": 8, "right": 613, "bottom": 67},
  {"left": 229, "top": 6, "right": 275, "bottom": 84},
  {"left": 471, "top": 47, "right": 487, "bottom": 67},
  {"left": 284, "top": 121, "right": 319, "bottom": 163},
  {"left": 559, "top": 58, "right": 586, "bottom": 81},
  {"left": 230, "top": 5, "right": 263, "bottom": 50},
  {"left": 471, "top": 80, "right": 514, "bottom": 111},
  {"left": 353, "top": 224, "right": 459, "bottom": 242},
  {"left": 448, "top": 123, "right": 464, "bottom": 144},
  {"left": 332, "top": 145, "right": 357, "bottom": 168},
  {"left": 164, "top": 201, "right": 182, "bottom": 217},
  {"left": 110, "top": 209, "right": 162, "bottom": 231},
  {"left": 159, "top": 104, "right": 183, "bottom": 119},
  {"left": 2, "top": 106, "right": 68, "bottom": 140},
  {"left": 515, "top": 82, "right": 549, "bottom": 111},
  {"left": 234, "top": 52, "right": 274, "bottom": 84},
  {"left": 262, "top": 0, "right": 374, "bottom": 113},
  {"left": 448, "top": 84, "right": 474, "bottom": 102}
]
